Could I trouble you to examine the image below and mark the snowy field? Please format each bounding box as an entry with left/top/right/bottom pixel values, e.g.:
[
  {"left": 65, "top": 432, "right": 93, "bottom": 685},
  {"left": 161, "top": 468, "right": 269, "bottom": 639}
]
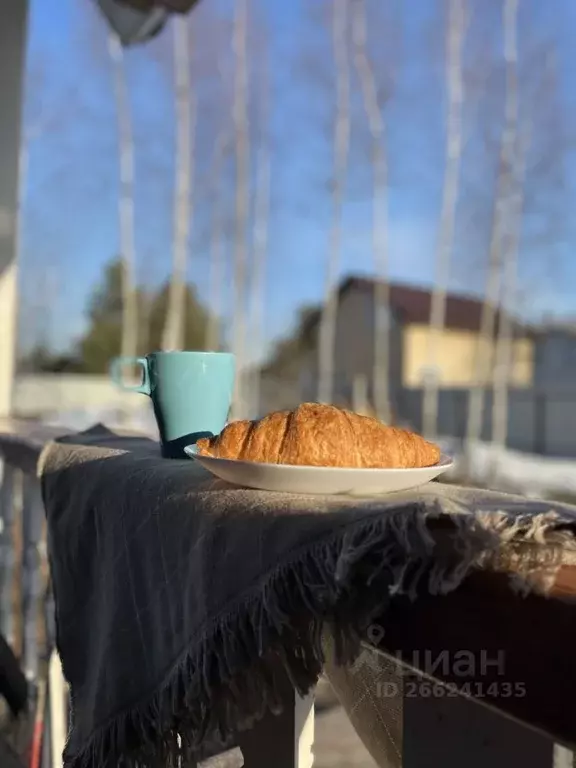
[
  {"left": 438, "top": 437, "right": 576, "bottom": 500},
  {"left": 42, "top": 404, "right": 159, "bottom": 438}
]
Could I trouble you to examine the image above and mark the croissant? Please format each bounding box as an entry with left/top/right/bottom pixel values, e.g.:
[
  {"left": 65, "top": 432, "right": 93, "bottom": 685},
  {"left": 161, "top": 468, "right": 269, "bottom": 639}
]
[{"left": 195, "top": 403, "right": 440, "bottom": 469}]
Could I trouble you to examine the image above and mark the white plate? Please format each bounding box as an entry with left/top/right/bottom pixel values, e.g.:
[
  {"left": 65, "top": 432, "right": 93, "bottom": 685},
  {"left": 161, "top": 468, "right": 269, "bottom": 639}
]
[{"left": 184, "top": 445, "right": 453, "bottom": 496}]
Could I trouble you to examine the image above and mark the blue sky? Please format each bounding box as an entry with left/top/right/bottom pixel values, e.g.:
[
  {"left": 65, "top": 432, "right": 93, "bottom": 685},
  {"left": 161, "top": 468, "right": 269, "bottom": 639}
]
[{"left": 20, "top": 0, "right": 576, "bottom": 358}]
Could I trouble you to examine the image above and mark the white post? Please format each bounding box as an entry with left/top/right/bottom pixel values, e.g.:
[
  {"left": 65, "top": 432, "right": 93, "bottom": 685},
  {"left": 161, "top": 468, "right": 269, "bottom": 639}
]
[
  {"left": 0, "top": 266, "right": 18, "bottom": 418},
  {"left": 49, "top": 649, "right": 68, "bottom": 768},
  {"left": 0, "top": 0, "right": 29, "bottom": 417}
]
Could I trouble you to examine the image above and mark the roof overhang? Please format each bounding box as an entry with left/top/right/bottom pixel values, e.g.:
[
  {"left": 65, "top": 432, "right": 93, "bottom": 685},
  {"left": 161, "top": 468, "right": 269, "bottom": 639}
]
[{"left": 95, "top": 0, "right": 201, "bottom": 46}]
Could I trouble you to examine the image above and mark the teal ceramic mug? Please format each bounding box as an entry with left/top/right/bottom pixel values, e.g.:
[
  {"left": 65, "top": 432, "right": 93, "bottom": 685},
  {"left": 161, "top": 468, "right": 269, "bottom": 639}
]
[{"left": 110, "top": 351, "right": 235, "bottom": 459}]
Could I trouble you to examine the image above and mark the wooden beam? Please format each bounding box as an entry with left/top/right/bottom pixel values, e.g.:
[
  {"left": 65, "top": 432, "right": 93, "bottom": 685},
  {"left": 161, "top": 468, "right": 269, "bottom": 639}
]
[
  {"left": 236, "top": 666, "right": 315, "bottom": 768},
  {"left": 373, "top": 569, "right": 576, "bottom": 750},
  {"left": 403, "top": 685, "right": 556, "bottom": 768}
]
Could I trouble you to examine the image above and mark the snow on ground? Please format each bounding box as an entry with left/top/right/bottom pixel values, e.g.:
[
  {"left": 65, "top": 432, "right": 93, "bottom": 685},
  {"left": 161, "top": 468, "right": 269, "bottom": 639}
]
[
  {"left": 42, "top": 405, "right": 159, "bottom": 439},
  {"left": 439, "top": 438, "right": 576, "bottom": 499}
]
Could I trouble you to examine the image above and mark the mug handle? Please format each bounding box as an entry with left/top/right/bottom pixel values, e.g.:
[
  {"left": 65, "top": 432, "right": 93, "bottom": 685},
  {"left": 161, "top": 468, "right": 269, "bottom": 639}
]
[{"left": 109, "top": 357, "right": 150, "bottom": 395}]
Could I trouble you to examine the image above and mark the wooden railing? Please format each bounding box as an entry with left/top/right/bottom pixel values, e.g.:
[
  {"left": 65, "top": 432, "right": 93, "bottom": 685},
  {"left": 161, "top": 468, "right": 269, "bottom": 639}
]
[
  {"left": 0, "top": 420, "right": 303, "bottom": 768},
  {"left": 3, "top": 418, "right": 576, "bottom": 768},
  {"left": 0, "top": 421, "right": 69, "bottom": 768}
]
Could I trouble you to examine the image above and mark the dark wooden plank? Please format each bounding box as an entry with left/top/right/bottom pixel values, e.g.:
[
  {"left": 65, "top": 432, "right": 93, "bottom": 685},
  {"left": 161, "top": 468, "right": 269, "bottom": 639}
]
[
  {"left": 369, "top": 569, "right": 576, "bottom": 749},
  {"left": 402, "top": 689, "right": 556, "bottom": 768},
  {"left": 550, "top": 564, "right": 576, "bottom": 598}
]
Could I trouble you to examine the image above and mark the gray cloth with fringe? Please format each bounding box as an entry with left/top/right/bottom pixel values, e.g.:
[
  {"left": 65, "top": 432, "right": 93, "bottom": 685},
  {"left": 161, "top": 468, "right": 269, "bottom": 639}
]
[{"left": 39, "top": 426, "right": 576, "bottom": 767}]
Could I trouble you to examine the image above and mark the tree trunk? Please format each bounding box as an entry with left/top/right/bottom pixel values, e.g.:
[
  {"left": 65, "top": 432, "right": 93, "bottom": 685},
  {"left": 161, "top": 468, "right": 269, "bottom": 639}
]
[
  {"left": 205, "top": 130, "right": 230, "bottom": 353},
  {"left": 162, "top": 15, "right": 196, "bottom": 351},
  {"left": 108, "top": 32, "right": 138, "bottom": 362},
  {"left": 491, "top": 127, "right": 529, "bottom": 449},
  {"left": 317, "top": 0, "right": 350, "bottom": 405},
  {"left": 352, "top": 0, "right": 392, "bottom": 424},
  {"left": 351, "top": 373, "right": 370, "bottom": 415},
  {"left": 465, "top": 0, "right": 519, "bottom": 450},
  {"left": 423, "top": 0, "right": 466, "bottom": 439},
  {"left": 230, "top": 0, "right": 250, "bottom": 420},
  {"left": 248, "top": 47, "right": 270, "bottom": 419}
]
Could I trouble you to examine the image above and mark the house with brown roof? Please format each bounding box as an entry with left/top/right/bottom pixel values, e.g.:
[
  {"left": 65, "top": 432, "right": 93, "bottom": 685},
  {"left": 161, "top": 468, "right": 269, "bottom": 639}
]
[
  {"left": 261, "top": 276, "right": 534, "bottom": 413},
  {"left": 533, "top": 322, "right": 576, "bottom": 392}
]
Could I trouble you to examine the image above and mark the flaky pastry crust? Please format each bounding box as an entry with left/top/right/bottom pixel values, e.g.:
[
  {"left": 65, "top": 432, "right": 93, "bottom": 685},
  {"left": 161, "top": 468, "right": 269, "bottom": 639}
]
[{"left": 196, "top": 403, "right": 441, "bottom": 469}]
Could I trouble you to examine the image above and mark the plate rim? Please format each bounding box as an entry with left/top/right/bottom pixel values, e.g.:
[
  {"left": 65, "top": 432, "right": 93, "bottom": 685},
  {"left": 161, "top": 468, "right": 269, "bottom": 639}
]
[{"left": 184, "top": 445, "right": 453, "bottom": 474}]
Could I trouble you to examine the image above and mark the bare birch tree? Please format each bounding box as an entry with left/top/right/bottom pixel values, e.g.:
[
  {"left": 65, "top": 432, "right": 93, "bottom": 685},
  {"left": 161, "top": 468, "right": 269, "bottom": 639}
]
[
  {"left": 491, "top": 125, "right": 529, "bottom": 448},
  {"left": 162, "top": 14, "right": 196, "bottom": 351},
  {"left": 108, "top": 32, "right": 138, "bottom": 362},
  {"left": 16, "top": 114, "right": 48, "bottom": 357},
  {"left": 317, "top": 0, "right": 350, "bottom": 405},
  {"left": 422, "top": 0, "right": 466, "bottom": 439},
  {"left": 248, "top": 45, "right": 271, "bottom": 419},
  {"left": 30, "top": 268, "right": 60, "bottom": 356},
  {"left": 205, "top": 129, "right": 230, "bottom": 353},
  {"left": 351, "top": 0, "right": 392, "bottom": 423},
  {"left": 465, "top": 0, "right": 519, "bottom": 449},
  {"left": 230, "top": 0, "right": 250, "bottom": 419}
]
